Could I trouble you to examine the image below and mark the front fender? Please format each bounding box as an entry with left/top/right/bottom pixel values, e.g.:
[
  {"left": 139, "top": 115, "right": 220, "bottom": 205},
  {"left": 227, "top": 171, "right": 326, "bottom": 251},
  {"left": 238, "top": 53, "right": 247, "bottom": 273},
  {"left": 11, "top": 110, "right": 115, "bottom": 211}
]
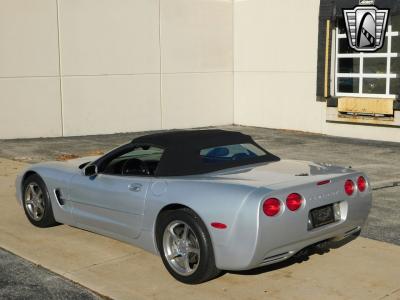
[{"left": 16, "top": 162, "right": 78, "bottom": 225}]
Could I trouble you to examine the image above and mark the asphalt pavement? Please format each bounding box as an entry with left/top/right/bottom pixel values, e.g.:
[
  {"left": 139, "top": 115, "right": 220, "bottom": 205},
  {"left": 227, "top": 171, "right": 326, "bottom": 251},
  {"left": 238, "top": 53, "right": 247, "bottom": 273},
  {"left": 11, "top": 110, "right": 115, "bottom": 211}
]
[{"left": 0, "top": 248, "right": 101, "bottom": 300}]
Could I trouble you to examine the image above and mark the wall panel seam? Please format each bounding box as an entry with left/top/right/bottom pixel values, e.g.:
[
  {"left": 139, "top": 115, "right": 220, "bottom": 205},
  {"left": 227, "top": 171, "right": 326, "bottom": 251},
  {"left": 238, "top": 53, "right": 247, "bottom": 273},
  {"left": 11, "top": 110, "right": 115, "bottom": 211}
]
[
  {"left": 56, "top": 0, "right": 64, "bottom": 136},
  {"left": 0, "top": 71, "right": 233, "bottom": 79},
  {"left": 232, "top": 0, "right": 236, "bottom": 125},
  {"left": 159, "top": 0, "right": 163, "bottom": 129}
]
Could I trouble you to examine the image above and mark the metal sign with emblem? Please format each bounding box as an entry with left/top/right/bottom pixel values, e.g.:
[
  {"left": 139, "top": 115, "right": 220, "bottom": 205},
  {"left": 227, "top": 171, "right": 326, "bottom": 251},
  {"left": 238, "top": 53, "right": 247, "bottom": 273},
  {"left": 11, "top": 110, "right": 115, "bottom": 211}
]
[{"left": 343, "top": 0, "right": 389, "bottom": 52}]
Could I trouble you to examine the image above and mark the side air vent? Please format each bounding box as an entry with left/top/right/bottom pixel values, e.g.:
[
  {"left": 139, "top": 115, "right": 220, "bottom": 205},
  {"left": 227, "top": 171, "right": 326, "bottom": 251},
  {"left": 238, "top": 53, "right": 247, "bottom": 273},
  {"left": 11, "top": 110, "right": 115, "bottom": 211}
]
[{"left": 54, "top": 189, "right": 65, "bottom": 206}]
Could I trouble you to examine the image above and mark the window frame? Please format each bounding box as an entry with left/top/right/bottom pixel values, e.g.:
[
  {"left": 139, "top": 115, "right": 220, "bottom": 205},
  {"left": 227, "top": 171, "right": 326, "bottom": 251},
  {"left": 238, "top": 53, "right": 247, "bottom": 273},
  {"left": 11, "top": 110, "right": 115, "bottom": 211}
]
[{"left": 334, "top": 24, "right": 399, "bottom": 98}]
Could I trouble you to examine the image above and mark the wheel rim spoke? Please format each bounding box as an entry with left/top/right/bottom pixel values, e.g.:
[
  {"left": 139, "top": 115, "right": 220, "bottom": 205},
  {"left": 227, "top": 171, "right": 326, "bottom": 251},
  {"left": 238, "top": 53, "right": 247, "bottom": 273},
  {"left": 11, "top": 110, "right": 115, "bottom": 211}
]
[
  {"left": 33, "top": 206, "right": 39, "bottom": 217},
  {"left": 167, "top": 252, "right": 181, "bottom": 260},
  {"left": 24, "top": 182, "right": 45, "bottom": 221},
  {"left": 187, "top": 247, "right": 200, "bottom": 256},
  {"left": 181, "top": 224, "right": 189, "bottom": 240},
  {"left": 37, "top": 202, "right": 44, "bottom": 213},
  {"left": 29, "top": 184, "right": 37, "bottom": 198},
  {"left": 163, "top": 220, "right": 201, "bottom": 276},
  {"left": 169, "top": 223, "right": 180, "bottom": 242},
  {"left": 183, "top": 255, "right": 191, "bottom": 272}
]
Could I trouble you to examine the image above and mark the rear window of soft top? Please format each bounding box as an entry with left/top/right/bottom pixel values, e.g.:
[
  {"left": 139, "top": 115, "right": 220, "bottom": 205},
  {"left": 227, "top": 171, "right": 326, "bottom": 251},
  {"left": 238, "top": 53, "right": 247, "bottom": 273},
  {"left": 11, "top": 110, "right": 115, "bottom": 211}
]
[{"left": 200, "top": 143, "right": 267, "bottom": 163}]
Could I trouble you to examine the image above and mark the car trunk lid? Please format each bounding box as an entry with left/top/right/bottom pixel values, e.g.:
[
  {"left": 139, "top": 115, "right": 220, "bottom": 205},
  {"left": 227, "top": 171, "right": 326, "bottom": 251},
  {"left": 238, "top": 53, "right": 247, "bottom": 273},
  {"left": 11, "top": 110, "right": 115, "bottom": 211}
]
[{"left": 201, "top": 159, "right": 355, "bottom": 189}]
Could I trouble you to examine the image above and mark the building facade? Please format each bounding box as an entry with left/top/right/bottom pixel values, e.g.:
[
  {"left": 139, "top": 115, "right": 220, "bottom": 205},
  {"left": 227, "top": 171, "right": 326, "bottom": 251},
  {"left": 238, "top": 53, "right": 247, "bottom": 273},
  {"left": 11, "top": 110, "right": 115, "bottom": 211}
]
[{"left": 0, "top": 0, "right": 399, "bottom": 142}]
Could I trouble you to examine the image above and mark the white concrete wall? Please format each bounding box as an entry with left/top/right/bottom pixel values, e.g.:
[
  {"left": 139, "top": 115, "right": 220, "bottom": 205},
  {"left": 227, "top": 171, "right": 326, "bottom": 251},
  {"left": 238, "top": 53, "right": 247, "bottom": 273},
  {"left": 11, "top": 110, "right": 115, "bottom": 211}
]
[
  {"left": 0, "top": 0, "right": 233, "bottom": 139},
  {"left": 0, "top": 0, "right": 62, "bottom": 139},
  {"left": 233, "top": 0, "right": 400, "bottom": 142},
  {"left": 233, "top": 0, "right": 325, "bottom": 134},
  {"left": 160, "top": 0, "right": 233, "bottom": 129},
  {"left": 2, "top": 0, "right": 399, "bottom": 142}
]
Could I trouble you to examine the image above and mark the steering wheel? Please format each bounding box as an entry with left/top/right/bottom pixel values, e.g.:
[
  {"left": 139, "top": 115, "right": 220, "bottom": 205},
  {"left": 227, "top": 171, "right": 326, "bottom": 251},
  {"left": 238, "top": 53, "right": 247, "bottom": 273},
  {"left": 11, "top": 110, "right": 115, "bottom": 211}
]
[{"left": 121, "top": 158, "right": 150, "bottom": 176}]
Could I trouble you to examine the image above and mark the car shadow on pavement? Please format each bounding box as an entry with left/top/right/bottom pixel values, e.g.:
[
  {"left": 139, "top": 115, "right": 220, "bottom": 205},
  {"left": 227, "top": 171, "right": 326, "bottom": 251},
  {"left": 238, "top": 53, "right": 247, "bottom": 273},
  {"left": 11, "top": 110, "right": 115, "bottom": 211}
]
[{"left": 225, "top": 234, "right": 359, "bottom": 277}]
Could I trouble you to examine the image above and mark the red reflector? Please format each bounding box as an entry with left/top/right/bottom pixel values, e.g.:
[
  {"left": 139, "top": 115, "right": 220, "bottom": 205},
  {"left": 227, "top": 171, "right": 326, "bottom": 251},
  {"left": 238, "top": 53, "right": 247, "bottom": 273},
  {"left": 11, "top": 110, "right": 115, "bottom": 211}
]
[
  {"left": 317, "top": 180, "right": 331, "bottom": 186},
  {"left": 263, "top": 198, "right": 281, "bottom": 217},
  {"left": 344, "top": 179, "right": 355, "bottom": 196},
  {"left": 211, "top": 222, "right": 227, "bottom": 229},
  {"left": 357, "top": 176, "right": 366, "bottom": 192},
  {"left": 286, "top": 193, "right": 303, "bottom": 211}
]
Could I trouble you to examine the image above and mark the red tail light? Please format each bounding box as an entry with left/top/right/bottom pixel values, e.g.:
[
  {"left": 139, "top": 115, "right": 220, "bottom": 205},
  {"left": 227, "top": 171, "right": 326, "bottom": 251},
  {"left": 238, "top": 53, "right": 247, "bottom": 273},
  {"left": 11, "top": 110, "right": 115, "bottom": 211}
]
[
  {"left": 357, "top": 176, "right": 366, "bottom": 192},
  {"left": 263, "top": 198, "right": 281, "bottom": 217},
  {"left": 286, "top": 193, "right": 303, "bottom": 211},
  {"left": 344, "top": 180, "right": 355, "bottom": 196}
]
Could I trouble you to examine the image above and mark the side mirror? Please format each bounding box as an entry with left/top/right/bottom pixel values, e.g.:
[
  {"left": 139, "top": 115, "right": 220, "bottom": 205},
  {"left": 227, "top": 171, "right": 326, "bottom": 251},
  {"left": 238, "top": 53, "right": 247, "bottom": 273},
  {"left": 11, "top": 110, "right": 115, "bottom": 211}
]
[{"left": 84, "top": 164, "right": 98, "bottom": 176}]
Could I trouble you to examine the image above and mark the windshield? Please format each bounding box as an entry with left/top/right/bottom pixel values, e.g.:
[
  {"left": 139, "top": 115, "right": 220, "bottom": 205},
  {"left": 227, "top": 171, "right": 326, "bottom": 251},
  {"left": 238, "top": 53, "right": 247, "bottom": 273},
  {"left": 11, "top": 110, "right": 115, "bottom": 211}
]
[{"left": 119, "top": 146, "right": 164, "bottom": 161}]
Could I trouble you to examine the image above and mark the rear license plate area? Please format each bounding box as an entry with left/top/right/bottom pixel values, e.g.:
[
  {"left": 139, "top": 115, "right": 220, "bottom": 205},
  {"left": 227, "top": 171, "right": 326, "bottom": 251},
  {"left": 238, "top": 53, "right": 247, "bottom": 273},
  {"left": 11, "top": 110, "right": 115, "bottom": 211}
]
[{"left": 309, "top": 204, "right": 335, "bottom": 229}]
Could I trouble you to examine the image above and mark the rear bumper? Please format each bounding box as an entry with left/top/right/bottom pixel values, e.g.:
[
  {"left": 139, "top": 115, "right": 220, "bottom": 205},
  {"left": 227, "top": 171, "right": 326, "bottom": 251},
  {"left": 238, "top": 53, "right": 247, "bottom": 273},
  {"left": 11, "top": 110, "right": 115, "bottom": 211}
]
[
  {"left": 217, "top": 219, "right": 367, "bottom": 271},
  {"left": 214, "top": 174, "right": 372, "bottom": 271},
  {"left": 256, "top": 224, "right": 362, "bottom": 267}
]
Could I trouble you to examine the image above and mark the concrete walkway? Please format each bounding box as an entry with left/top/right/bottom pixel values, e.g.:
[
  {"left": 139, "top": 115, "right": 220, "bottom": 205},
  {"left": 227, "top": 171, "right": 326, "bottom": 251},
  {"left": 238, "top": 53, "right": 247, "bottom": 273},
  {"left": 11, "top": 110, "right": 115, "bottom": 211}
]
[{"left": 1, "top": 157, "right": 400, "bottom": 300}]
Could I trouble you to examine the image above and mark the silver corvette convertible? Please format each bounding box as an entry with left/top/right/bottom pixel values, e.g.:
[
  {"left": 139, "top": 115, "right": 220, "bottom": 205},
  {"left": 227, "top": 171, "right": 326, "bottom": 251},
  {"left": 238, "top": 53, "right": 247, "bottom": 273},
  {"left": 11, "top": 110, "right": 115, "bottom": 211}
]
[{"left": 16, "top": 129, "right": 372, "bottom": 284}]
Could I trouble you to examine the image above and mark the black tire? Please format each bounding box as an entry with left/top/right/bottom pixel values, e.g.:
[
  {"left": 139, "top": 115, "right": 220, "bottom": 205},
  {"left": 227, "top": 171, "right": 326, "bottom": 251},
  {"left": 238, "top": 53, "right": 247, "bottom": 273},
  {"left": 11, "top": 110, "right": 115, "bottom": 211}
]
[
  {"left": 156, "top": 207, "right": 221, "bottom": 284},
  {"left": 22, "top": 174, "right": 58, "bottom": 228}
]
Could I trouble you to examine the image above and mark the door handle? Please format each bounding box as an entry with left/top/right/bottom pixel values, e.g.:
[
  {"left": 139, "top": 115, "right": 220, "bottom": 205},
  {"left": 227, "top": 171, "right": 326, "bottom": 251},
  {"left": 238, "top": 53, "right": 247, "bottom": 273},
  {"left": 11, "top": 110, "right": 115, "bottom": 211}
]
[{"left": 128, "top": 183, "right": 142, "bottom": 192}]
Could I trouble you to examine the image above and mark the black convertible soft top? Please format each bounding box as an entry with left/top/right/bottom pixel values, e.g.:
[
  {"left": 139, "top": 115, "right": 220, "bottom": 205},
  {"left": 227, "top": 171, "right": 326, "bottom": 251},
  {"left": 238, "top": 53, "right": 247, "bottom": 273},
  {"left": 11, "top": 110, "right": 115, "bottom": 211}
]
[{"left": 131, "top": 129, "right": 280, "bottom": 176}]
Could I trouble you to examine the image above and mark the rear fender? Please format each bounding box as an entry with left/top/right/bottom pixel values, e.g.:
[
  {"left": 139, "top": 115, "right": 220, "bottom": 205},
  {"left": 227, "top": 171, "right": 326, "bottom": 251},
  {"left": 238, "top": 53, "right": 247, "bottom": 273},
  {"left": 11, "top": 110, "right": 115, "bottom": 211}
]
[{"left": 143, "top": 179, "right": 261, "bottom": 268}]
